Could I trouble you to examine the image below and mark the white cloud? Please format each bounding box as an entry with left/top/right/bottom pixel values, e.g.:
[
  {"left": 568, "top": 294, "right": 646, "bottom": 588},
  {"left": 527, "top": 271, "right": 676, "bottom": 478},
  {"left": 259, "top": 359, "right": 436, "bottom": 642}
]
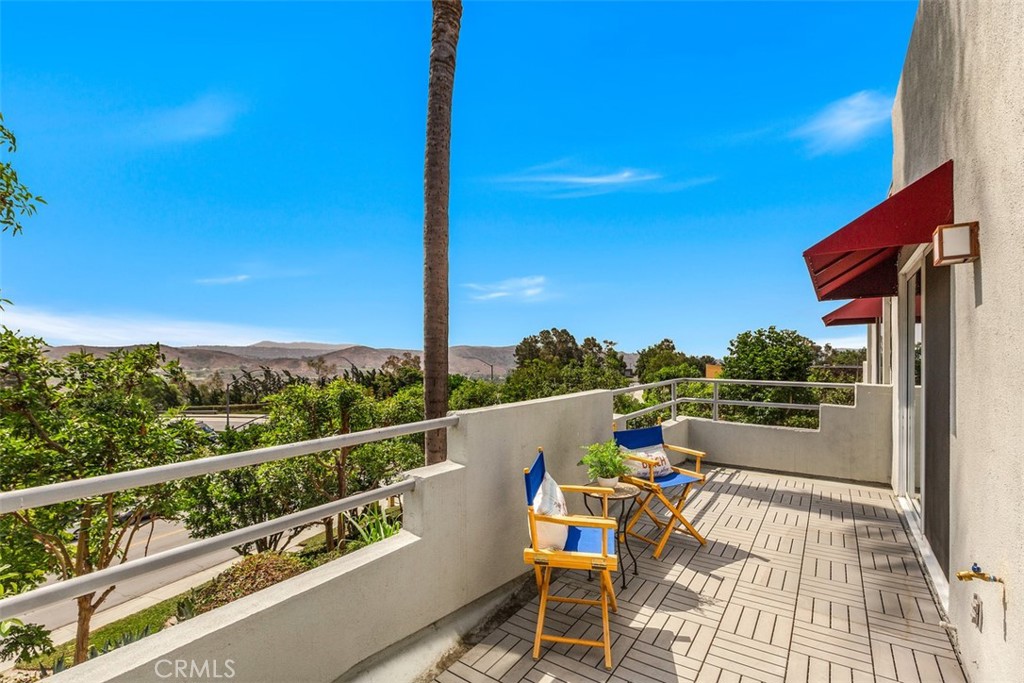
[
  {"left": 792, "top": 91, "right": 893, "bottom": 155},
  {"left": 464, "top": 276, "right": 549, "bottom": 302},
  {"left": 195, "top": 274, "right": 251, "bottom": 285},
  {"left": 815, "top": 334, "right": 868, "bottom": 350},
  {"left": 0, "top": 306, "right": 296, "bottom": 347},
  {"left": 129, "top": 93, "right": 245, "bottom": 144},
  {"left": 495, "top": 161, "right": 713, "bottom": 198}
]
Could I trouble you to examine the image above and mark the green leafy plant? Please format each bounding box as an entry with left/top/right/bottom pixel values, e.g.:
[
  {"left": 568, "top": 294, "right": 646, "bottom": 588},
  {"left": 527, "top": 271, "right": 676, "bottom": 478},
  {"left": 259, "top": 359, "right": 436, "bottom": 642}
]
[
  {"left": 344, "top": 506, "right": 401, "bottom": 551},
  {"left": 0, "top": 621, "right": 53, "bottom": 662},
  {"left": 579, "top": 440, "right": 629, "bottom": 481},
  {"left": 0, "top": 562, "right": 53, "bottom": 662}
]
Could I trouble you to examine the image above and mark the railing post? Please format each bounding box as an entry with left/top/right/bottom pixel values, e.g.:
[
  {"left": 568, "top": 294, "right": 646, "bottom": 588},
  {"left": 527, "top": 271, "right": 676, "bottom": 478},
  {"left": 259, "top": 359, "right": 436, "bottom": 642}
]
[
  {"left": 671, "top": 381, "right": 677, "bottom": 420},
  {"left": 712, "top": 382, "right": 720, "bottom": 421}
]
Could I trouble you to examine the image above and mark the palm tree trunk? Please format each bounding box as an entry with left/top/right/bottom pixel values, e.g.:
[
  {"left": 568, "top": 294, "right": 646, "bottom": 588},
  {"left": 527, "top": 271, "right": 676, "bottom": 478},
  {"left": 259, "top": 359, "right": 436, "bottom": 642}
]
[{"left": 423, "top": 0, "right": 462, "bottom": 465}]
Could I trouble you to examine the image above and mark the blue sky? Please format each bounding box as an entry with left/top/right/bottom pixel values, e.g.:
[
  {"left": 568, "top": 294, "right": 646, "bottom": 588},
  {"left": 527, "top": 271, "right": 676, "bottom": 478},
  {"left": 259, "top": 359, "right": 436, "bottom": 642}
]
[{"left": 0, "top": 1, "right": 918, "bottom": 356}]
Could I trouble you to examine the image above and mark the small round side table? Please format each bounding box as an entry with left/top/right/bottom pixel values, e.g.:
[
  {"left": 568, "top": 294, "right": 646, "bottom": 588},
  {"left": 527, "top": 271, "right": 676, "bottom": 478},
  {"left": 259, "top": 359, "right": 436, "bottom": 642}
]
[{"left": 582, "top": 481, "right": 641, "bottom": 589}]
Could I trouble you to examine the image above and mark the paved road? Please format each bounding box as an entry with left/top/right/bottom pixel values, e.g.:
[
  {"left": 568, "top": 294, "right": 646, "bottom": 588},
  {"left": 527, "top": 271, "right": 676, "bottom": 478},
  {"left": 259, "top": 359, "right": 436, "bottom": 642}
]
[
  {"left": 18, "top": 520, "right": 239, "bottom": 632},
  {"left": 188, "top": 413, "right": 267, "bottom": 432}
]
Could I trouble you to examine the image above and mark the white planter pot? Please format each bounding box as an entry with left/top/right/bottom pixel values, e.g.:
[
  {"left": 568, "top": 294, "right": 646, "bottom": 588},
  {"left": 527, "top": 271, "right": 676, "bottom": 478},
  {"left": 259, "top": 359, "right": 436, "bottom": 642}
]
[{"left": 597, "top": 477, "right": 618, "bottom": 488}]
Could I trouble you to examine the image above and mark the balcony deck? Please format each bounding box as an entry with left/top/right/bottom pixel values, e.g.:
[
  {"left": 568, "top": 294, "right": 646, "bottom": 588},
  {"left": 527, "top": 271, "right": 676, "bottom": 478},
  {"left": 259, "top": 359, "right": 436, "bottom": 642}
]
[{"left": 436, "top": 467, "right": 965, "bottom": 683}]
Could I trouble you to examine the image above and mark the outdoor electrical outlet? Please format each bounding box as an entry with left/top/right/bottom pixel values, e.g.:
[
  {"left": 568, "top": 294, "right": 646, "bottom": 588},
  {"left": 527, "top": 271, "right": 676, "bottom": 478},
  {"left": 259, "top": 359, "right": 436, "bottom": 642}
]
[{"left": 971, "top": 594, "right": 983, "bottom": 632}]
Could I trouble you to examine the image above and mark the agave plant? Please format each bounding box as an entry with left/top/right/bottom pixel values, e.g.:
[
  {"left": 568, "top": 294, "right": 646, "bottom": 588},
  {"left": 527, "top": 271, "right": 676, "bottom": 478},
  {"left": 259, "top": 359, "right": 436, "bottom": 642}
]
[
  {"left": 176, "top": 597, "right": 196, "bottom": 622},
  {"left": 344, "top": 505, "right": 401, "bottom": 551}
]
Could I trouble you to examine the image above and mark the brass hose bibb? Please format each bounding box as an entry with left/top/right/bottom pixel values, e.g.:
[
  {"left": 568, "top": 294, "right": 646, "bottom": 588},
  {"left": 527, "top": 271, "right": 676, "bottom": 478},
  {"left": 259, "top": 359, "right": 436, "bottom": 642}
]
[{"left": 956, "top": 563, "right": 1004, "bottom": 584}]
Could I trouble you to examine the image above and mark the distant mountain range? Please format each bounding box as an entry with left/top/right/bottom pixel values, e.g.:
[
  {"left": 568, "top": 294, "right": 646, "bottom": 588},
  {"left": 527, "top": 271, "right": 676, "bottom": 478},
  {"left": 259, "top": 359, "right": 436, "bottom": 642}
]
[{"left": 44, "top": 341, "right": 522, "bottom": 380}]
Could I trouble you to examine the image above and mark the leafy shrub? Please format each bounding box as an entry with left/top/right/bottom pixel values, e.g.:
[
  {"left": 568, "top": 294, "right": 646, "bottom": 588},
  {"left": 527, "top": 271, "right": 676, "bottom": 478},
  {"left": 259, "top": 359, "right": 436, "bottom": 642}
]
[
  {"left": 186, "top": 553, "right": 305, "bottom": 615},
  {"left": 347, "top": 440, "right": 422, "bottom": 493},
  {"left": 0, "top": 621, "right": 53, "bottom": 662},
  {"left": 299, "top": 546, "right": 347, "bottom": 570}
]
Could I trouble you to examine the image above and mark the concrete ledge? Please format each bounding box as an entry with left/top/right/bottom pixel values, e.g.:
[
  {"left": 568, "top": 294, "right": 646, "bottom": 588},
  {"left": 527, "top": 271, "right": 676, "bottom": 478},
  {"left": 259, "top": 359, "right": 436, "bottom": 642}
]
[{"left": 336, "top": 573, "right": 535, "bottom": 683}]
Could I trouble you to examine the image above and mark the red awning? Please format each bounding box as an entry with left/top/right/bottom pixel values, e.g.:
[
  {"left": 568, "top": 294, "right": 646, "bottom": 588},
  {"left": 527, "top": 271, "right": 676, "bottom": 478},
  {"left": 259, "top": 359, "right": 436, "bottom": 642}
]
[
  {"left": 822, "top": 296, "right": 921, "bottom": 327},
  {"left": 822, "top": 297, "right": 883, "bottom": 327},
  {"left": 804, "top": 160, "right": 953, "bottom": 301}
]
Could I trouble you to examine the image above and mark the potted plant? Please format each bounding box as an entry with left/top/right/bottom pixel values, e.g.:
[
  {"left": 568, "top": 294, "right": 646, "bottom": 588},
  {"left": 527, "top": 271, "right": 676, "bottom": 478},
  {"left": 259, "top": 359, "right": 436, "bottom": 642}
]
[{"left": 580, "top": 440, "right": 629, "bottom": 487}]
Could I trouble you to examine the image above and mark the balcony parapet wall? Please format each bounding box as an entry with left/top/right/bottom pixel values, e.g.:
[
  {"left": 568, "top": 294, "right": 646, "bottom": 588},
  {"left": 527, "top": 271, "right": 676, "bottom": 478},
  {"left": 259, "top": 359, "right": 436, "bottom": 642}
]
[
  {"left": 663, "top": 383, "right": 893, "bottom": 485},
  {"left": 55, "top": 391, "right": 612, "bottom": 683}
]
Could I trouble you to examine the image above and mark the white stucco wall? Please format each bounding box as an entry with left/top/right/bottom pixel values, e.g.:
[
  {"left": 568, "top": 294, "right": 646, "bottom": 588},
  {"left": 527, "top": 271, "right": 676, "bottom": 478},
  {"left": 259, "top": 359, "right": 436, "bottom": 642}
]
[
  {"left": 54, "top": 391, "right": 612, "bottom": 683},
  {"left": 893, "top": 2, "right": 1024, "bottom": 680},
  {"left": 663, "top": 384, "right": 893, "bottom": 484}
]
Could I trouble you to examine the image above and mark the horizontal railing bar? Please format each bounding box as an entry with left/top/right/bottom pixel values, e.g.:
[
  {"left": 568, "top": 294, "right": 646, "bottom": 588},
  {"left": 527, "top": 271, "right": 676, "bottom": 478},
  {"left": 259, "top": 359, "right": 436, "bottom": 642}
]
[
  {"left": 616, "top": 400, "right": 675, "bottom": 420},
  {"left": 0, "top": 416, "right": 458, "bottom": 513},
  {"left": 609, "top": 379, "right": 677, "bottom": 395},
  {"left": 0, "top": 479, "right": 416, "bottom": 619},
  {"left": 707, "top": 379, "right": 854, "bottom": 389},
  {"left": 611, "top": 378, "right": 856, "bottom": 394},
  {"left": 617, "top": 398, "right": 835, "bottom": 422},
  {"left": 715, "top": 399, "right": 823, "bottom": 411}
]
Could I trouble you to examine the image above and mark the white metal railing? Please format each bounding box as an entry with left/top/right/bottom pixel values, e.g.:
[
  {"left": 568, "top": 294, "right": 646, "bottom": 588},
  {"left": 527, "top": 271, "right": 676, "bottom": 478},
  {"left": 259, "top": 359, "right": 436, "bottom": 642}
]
[
  {"left": 610, "top": 377, "right": 855, "bottom": 424},
  {"left": 0, "top": 415, "right": 459, "bottom": 619}
]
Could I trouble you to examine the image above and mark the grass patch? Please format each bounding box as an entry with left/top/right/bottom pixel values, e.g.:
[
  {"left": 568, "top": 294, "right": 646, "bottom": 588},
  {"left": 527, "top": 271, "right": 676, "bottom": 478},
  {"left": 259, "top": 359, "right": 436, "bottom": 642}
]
[
  {"left": 298, "top": 530, "right": 327, "bottom": 553},
  {"left": 17, "top": 593, "right": 182, "bottom": 670}
]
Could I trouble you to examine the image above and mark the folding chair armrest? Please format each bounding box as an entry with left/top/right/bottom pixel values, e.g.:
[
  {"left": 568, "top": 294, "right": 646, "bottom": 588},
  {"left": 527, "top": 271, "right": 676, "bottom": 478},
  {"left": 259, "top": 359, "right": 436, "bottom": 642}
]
[
  {"left": 622, "top": 474, "right": 656, "bottom": 489},
  {"left": 533, "top": 514, "right": 616, "bottom": 530},
  {"left": 664, "top": 444, "right": 706, "bottom": 460},
  {"left": 560, "top": 485, "right": 615, "bottom": 496},
  {"left": 625, "top": 453, "right": 658, "bottom": 466},
  {"left": 670, "top": 466, "right": 706, "bottom": 482}
]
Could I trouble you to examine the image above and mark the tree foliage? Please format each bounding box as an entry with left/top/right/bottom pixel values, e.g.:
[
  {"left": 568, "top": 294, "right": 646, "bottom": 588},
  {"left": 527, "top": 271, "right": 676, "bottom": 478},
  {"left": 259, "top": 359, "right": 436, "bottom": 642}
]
[
  {"left": 514, "top": 328, "right": 584, "bottom": 367},
  {"left": 0, "top": 114, "right": 45, "bottom": 309},
  {"left": 718, "top": 327, "right": 822, "bottom": 426},
  {"left": 0, "top": 330, "right": 209, "bottom": 664},
  {"left": 449, "top": 378, "right": 501, "bottom": 410},
  {"left": 634, "top": 339, "right": 717, "bottom": 383},
  {"left": 504, "top": 329, "right": 629, "bottom": 403},
  {"left": 0, "top": 114, "right": 45, "bottom": 238}
]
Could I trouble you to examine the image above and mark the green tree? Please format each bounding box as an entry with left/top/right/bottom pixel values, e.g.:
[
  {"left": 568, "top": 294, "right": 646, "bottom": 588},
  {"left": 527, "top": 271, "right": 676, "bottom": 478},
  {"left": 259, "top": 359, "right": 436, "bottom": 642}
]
[
  {"left": 719, "top": 327, "right": 820, "bottom": 425},
  {"left": 258, "top": 380, "right": 373, "bottom": 550},
  {"left": 422, "top": 0, "right": 463, "bottom": 465},
  {"left": 0, "top": 331, "right": 207, "bottom": 665},
  {"left": 501, "top": 359, "right": 564, "bottom": 403},
  {"left": 635, "top": 339, "right": 717, "bottom": 383},
  {"left": 375, "top": 353, "right": 424, "bottom": 399},
  {"left": 0, "top": 113, "right": 45, "bottom": 308},
  {"left": 514, "top": 328, "right": 583, "bottom": 368},
  {"left": 178, "top": 438, "right": 319, "bottom": 555},
  {"left": 0, "top": 114, "right": 45, "bottom": 237},
  {"left": 449, "top": 378, "right": 501, "bottom": 410}
]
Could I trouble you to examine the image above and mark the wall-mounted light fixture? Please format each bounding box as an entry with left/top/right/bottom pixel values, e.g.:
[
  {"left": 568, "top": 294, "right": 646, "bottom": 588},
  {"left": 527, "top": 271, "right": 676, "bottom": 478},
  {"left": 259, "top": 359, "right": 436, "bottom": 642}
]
[{"left": 933, "top": 221, "right": 980, "bottom": 266}]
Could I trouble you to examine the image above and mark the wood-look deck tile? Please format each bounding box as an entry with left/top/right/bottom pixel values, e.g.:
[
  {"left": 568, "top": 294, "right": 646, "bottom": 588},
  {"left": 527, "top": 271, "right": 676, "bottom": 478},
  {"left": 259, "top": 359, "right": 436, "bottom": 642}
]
[{"left": 439, "top": 469, "right": 965, "bottom": 683}]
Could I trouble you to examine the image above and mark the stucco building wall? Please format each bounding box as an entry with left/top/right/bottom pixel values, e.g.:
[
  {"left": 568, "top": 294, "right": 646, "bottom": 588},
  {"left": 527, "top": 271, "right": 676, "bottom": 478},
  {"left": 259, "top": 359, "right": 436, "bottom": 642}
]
[{"left": 893, "top": 2, "right": 1024, "bottom": 680}]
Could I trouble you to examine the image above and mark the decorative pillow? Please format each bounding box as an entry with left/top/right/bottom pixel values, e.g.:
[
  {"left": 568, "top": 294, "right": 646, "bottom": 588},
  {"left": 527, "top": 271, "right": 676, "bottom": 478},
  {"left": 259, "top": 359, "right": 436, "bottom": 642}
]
[
  {"left": 532, "top": 472, "right": 569, "bottom": 550},
  {"left": 623, "top": 447, "right": 673, "bottom": 478}
]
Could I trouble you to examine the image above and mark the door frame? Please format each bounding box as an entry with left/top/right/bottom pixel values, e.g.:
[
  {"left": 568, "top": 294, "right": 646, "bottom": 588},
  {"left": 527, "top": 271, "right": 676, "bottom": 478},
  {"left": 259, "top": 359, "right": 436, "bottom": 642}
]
[{"left": 897, "top": 245, "right": 930, "bottom": 520}]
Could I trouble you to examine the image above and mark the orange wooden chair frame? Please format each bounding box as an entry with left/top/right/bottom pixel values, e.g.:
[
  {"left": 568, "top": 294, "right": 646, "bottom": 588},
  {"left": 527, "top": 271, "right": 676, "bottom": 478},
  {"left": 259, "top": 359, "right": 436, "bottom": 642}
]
[{"left": 523, "top": 448, "right": 619, "bottom": 669}]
